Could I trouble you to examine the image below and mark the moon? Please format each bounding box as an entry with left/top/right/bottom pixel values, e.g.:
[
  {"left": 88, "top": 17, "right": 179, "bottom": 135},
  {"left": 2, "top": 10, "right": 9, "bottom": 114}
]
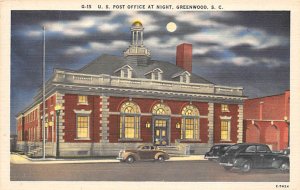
[{"left": 166, "top": 22, "right": 177, "bottom": 32}]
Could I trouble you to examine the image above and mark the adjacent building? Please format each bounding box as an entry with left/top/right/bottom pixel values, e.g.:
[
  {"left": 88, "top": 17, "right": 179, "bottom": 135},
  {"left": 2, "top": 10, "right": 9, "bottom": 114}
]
[
  {"left": 16, "top": 21, "right": 246, "bottom": 157},
  {"left": 243, "top": 91, "right": 290, "bottom": 151}
]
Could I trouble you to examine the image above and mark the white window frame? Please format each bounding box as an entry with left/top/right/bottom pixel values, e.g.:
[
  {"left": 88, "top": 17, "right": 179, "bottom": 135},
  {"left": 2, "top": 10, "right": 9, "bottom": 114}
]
[
  {"left": 74, "top": 110, "right": 92, "bottom": 140},
  {"left": 119, "top": 102, "right": 141, "bottom": 140},
  {"left": 180, "top": 74, "right": 190, "bottom": 83},
  {"left": 220, "top": 116, "right": 232, "bottom": 141}
]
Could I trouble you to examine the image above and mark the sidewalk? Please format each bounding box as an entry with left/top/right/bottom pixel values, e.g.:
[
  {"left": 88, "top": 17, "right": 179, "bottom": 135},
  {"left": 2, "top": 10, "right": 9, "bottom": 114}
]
[{"left": 10, "top": 153, "right": 205, "bottom": 164}]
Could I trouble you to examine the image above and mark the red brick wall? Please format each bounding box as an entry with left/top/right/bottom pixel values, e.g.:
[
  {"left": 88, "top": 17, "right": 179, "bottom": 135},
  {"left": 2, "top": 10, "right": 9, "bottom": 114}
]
[
  {"left": 17, "top": 117, "right": 24, "bottom": 141},
  {"left": 39, "top": 94, "right": 56, "bottom": 141},
  {"left": 63, "top": 94, "right": 101, "bottom": 143},
  {"left": 243, "top": 91, "right": 290, "bottom": 150},
  {"left": 23, "top": 107, "right": 39, "bottom": 141},
  {"left": 244, "top": 120, "right": 289, "bottom": 150},
  {"left": 108, "top": 96, "right": 209, "bottom": 143},
  {"left": 244, "top": 91, "right": 290, "bottom": 120},
  {"left": 214, "top": 104, "right": 239, "bottom": 143}
]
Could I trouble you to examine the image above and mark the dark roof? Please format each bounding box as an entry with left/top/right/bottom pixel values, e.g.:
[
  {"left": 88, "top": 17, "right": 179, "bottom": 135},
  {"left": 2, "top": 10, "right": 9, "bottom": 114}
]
[{"left": 78, "top": 54, "right": 213, "bottom": 84}]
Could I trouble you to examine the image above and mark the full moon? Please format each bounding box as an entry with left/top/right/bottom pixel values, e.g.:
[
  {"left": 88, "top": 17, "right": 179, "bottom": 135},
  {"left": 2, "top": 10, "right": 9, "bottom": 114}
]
[{"left": 166, "top": 22, "right": 177, "bottom": 32}]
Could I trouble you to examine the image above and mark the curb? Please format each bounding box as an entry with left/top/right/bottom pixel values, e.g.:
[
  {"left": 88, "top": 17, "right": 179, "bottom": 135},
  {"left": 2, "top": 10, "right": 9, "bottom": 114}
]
[{"left": 11, "top": 153, "right": 206, "bottom": 164}]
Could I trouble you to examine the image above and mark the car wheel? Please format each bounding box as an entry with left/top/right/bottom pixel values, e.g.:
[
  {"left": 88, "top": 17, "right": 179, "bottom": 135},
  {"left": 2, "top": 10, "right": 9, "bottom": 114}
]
[
  {"left": 241, "top": 160, "right": 251, "bottom": 173},
  {"left": 223, "top": 166, "right": 233, "bottom": 171},
  {"left": 126, "top": 156, "right": 135, "bottom": 164},
  {"left": 157, "top": 155, "right": 165, "bottom": 162},
  {"left": 279, "top": 162, "right": 289, "bottom": 173}
]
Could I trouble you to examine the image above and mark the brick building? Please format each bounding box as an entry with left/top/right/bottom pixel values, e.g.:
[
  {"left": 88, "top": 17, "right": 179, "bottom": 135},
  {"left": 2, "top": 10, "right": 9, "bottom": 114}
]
[
  {"left": 243, "top": 91, "right": 290, "bottom": 151},
  {"left": 16, "top": 21, "right": 246, "bottom": 157}
]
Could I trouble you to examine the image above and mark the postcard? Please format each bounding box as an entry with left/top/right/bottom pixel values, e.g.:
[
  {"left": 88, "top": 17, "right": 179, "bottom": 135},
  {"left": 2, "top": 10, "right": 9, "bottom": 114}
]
[{"left": 1, "top": 0, "right": 300, "bottom": 190}]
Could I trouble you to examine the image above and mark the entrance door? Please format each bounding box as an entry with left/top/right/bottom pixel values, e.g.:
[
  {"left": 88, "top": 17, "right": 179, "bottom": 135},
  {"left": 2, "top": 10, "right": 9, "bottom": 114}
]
[{"left": 154, "top": 119, "right": 168, "bottom": 146}]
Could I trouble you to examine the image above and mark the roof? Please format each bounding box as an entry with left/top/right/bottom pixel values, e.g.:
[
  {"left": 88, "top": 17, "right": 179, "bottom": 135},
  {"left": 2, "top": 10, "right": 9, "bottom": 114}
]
[{"left": 78, "top": 54, "right": 213, "bottom": 84}]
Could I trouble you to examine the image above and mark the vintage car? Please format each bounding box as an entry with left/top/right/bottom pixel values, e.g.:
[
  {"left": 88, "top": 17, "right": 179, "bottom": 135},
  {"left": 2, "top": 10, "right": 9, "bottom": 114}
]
[
  {"left": 204, "top": 144, "right": 232, "bottom": 161},
  {"left": 116, "top": 145, "right": 170, "bottom": 163},
  {"left": 219, "top": 143, "right": 289, "bottom": 173}
]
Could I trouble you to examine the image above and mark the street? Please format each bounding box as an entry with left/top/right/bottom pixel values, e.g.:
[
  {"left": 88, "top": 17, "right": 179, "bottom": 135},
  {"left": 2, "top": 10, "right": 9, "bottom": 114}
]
[{"left": 11, "top": 160, "right": 289, "bottom": 181}]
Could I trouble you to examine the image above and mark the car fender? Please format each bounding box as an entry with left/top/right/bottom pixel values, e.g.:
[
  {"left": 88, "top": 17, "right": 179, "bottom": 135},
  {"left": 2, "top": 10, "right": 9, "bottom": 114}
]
[
  {"left": 272, "top": 157, "right": 289, "bottom": 168},
  {"left": 154, "top": 152, "right": 167, "bottom": 160},
  {"left": 233, "top": 157, "right": 251, "bottom": 168},
  {"left": 123, "top": 152, "right": 139, "bottom": 161}
]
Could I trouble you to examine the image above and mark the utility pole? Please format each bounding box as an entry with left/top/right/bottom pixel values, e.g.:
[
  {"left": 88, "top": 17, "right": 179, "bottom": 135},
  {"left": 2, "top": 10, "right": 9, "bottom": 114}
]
[{"left": 42, "top": 26, "right": 46, "bottom": 159}]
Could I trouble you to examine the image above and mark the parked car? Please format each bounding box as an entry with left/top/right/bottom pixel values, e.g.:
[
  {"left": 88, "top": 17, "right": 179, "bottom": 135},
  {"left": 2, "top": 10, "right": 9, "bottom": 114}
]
[
  {"left": 116, "top": 145, "right": 170, "bottom": 163},
  {"left": 280, "top": 147, "right": 290, "bottom": 156},
  {"left": 219, "top": 143, "right": 289, "bottom": 173},
  {"left": 204, "top": 144, "right": 231, "bottom": 161}
]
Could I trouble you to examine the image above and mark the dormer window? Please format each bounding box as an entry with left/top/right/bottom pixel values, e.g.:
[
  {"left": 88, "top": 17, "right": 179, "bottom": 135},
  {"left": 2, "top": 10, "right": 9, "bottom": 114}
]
[
  {"left": 114, "top": 65, "right": 133, "bottom": 79},
  {"left": 172, "top": 71, "right": 191, "bottom": 83},
  {"left": 152, "top": 71, "right": 161, "bottom": 80},
  {"left": 180, "top": 74, "right": 190, "bottom": 83},
  {"left": 145, "top": 68, "right": 163, "bottom": 81}
]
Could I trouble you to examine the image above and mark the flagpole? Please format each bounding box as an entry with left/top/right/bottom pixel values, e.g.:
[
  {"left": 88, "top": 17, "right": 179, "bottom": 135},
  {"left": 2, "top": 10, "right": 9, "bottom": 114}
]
[{"left": 42, "top": 26, "right": 46, "bottom": 159}]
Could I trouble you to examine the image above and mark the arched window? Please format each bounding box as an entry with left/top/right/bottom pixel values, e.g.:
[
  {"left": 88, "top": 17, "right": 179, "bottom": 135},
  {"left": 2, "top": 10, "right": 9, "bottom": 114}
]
[
  {"left": 152, "top": 103, "right": 171, "bottom": 115},
  {"left": 120, "top": 101, "right": 140, "bottom": 139},
  {"left": 181, "top": 105, "right": 200, "bottom": 140}
]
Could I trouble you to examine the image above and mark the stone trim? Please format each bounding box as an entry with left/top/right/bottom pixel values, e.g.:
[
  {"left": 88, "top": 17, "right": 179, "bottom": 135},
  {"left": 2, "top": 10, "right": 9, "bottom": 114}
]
[
  {"left": 208, "top": 102, "right": 214, "bottom": 145},
  {"left": 74, "top": 109, "right": 92, "bottom": 114},
  {"left": 237, "top": 104, "right": 243, "bottom": 143},
  {"left": 56, "top": 92, "right": 65, "bottom": 143},
  {"left": 54, "top": 83, "right": 246, "bottom": 101},
  {"left": 220, "top": 116, "right": 232, "bottom": 120},
  {"left": 100, "top": 95, "right": 110, "bottom": 143}
]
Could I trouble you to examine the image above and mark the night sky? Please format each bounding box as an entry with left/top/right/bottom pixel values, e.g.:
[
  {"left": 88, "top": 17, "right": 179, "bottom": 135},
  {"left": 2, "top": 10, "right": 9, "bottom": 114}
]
[{"left": 11, "top": 11, "right": 290, "bottom": 133}]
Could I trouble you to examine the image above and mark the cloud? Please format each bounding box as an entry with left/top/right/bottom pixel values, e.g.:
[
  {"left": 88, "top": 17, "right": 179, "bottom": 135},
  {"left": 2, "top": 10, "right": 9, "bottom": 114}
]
[
  {"left": 97, "top": 23, "right": 121, "bottom": 32},
  {"left": 26, "top": 30, "right": 42, "bottom": 37}
]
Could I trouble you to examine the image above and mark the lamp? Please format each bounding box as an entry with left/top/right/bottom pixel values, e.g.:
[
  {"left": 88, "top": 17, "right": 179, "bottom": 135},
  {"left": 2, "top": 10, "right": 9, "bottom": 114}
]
[
  {"left": 176, "top": 122, "right": 181, "bottom": 129},
  {"left": 55, "top": 104, "right": 62, "bottom": 158},
  {"left": 146, "top": 121, "right": 151, "bottom": 128}
]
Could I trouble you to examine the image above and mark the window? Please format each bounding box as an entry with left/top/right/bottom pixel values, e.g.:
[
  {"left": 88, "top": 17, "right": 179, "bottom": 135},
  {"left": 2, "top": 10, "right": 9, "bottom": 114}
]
[
  {"left": 221, "top": 104, "right": 229, "bottom": 112},
  {"left": 123, "top": 69, "right": 128, "bottom": 78},
  {"left": 78, "top": 95, "right": 88, "bottom": 104},
  {"left": 116, "top": 65, "right": 133, "bottom": 78},
  {"left": 120, "top": 102, "right": 140, "bottom": 139},
  {"left": 220, "top": 120, "right": 231, "bottom": 141},
  {"left": 77, "top": 116, "right": 89, "bottom": 138},
  {"left": 180, "top": 74, "right": 190, "bottom": 83},
  {"left": 257, "top": 145, "right": 270, "bottom": 152},
  {"left": 245, "top": 145, "right": 256, "bottom": 153},
  {"left": 151, "top": 71, "right": 162, "bottom": 80},
  {"left": 181, "top": 105, "right": 200, "bottom": 140},
  {"left": 152, "top": 103, "right": 171, "bottom": 115}
]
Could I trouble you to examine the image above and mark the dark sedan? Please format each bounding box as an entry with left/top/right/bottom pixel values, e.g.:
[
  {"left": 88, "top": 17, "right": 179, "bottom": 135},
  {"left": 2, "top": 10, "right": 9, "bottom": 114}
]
[
  {"left": 219, "top": 143, "right": 289, "bottom": 173},
  {"left": 204, "top": 144, "right": 231, "bottom": 161}
]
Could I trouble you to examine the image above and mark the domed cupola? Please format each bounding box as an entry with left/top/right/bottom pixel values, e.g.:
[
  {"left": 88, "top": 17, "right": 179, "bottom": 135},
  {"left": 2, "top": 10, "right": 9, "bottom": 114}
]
[{"left": 124, "top": 21, "right": 151, "bottom": 65}]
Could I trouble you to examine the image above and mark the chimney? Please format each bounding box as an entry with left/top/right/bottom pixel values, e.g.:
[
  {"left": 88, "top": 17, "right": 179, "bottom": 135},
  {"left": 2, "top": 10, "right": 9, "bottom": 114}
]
[{"left": 176, "top": 43, "right": 192, "bottom": 73}]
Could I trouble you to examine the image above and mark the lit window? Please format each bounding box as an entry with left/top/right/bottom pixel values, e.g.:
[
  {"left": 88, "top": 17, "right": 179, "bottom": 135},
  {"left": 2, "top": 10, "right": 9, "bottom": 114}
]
[
  {"left": 120, "top": 102, "right": 140, "bottom": 139},
  {"left": 221, "top": 104, "right": 229, "bottom": 112},
  {"left": 77, "top": 116, "right": 89, "bottom": 138},
  {"left": 181, "top": 105, "right": 200, "bottom": 140},
  {"left": 221, "top": 120, "right": 231, "bottom": 141},
  {"left": 152, "top": 103, "right": 171, "bottom": 115},
  {"left": 78, "top": 95, "right": 88, "bottom": 104}
]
